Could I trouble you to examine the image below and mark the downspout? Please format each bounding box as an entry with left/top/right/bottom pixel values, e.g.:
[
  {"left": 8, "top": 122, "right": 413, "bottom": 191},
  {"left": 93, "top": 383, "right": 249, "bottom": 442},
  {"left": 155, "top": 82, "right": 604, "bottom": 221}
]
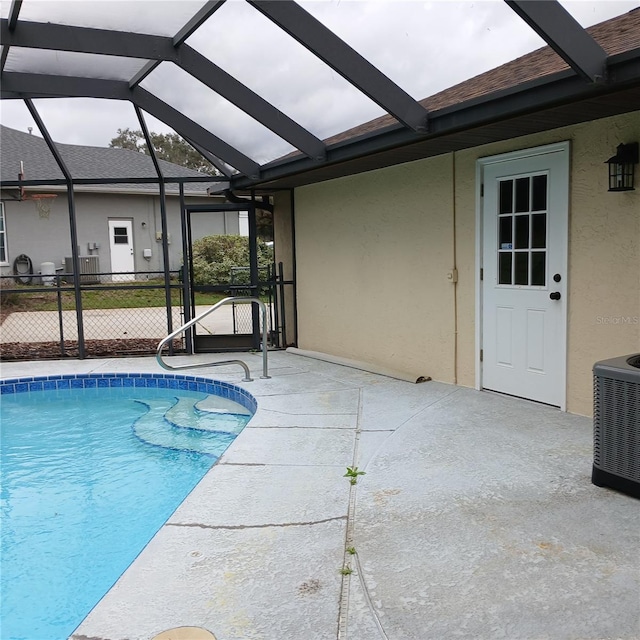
[
  {"left": 178, "top": 183, "right": 193, "bottom": 354},
  {"left": 24, "top": 99, "right": 86, "bottom": 358},
  {"left": 290, "top": 188, "right": 298, "bottom": 347},
  {"left": 248, "top": 191, "right": 260, "bottom": 349},
  {"left": 451, "top": 151, "right": 458, "bottom": 385},
  {"left": 135, "top": 106, "right": 173, "bottom": 345}
]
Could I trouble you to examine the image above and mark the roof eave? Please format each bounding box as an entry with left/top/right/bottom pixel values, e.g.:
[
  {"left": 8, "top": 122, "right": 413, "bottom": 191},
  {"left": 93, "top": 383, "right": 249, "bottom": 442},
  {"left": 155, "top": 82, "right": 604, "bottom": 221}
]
[{"left": 230, "top": 48, "right": 640, "bottom": 191}]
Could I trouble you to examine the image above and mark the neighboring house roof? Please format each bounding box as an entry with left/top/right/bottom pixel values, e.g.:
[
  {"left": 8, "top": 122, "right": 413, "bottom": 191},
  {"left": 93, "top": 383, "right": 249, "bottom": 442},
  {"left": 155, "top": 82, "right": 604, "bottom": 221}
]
[
  {"left": 238, "top": 7, "right": 640, "bottom": 190},
  {"left": 0, "top": 125, "right": 219, "bottom": 196}
]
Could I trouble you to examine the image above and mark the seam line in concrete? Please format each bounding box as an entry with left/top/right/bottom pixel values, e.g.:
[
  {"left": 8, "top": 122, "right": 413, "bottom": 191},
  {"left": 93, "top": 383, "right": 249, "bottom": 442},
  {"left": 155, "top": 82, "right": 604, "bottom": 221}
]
[
  {"left": 361, "top": 387, "right": 463, "bottom": 475},
  {"left": 354, "top": 551, "right": 389, "bottom": 640},
  {"left": 245, "top": 385, "right": 360, "bottom": 398},
  {"left": 336, "top": 387, "right": 361, "bottom": 639},
  {"left": 246, "top": 425, "right": 355, "bottom": 430},
  {"left": 360, "top": 429, "right": 394, "bottom": 432},
  {"left": 166, "top": 515, "right": 347, "bottom": 531},
  {"left": 256, "top": 409, "right": 357, "bottom": 416},
  {"left": 220, "top": 462, "right": 346, "bottom": 467}
]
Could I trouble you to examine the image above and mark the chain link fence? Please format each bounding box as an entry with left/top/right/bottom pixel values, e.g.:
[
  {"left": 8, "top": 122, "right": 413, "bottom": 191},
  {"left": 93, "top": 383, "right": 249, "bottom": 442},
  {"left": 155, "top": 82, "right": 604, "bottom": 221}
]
[
  {"left": 0, "top": 272, "right": 185, "bottom": 360},
  {"left": 228, "top": 265, "right": 274, "bottom": 336}
]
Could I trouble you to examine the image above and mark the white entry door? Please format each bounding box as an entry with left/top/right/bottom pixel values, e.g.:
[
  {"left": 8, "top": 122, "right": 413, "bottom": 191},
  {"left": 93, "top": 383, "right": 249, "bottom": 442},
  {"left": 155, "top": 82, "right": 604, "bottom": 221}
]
[
  {"left": 481, "top": 143, "right": 569, "bottom": 407},
  {"left": 108, "top": 219, "right": 135, "bottom": 282}
]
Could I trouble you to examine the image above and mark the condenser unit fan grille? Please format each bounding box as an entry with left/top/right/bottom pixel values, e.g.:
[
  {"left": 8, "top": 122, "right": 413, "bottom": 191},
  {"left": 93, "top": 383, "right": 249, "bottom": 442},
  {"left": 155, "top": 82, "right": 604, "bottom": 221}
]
[
  {"left": 627, "top": 355, "right": 640, "bottom": 369},
  {"left": 592, "top": 354, "right": 640, "bottom": 498},
  {"left": 593, "top": 377, "right": 639, "bottom": 480}
]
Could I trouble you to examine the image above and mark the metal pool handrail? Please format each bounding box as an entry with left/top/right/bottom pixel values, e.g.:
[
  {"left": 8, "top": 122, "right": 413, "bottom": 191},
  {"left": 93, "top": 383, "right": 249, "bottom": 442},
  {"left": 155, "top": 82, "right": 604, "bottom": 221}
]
[{"left": 156, "top": 296, "right": 271, "bottom": 381}]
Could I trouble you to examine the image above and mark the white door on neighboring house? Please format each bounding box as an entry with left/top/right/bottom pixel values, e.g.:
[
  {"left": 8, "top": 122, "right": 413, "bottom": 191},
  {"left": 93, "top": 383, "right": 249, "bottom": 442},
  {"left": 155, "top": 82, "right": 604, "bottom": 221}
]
[
  {"left": 108, "top": 219, "right": 135, "bottom": 282},
  {"left": 480, "top": 143, "right": 569, "bottom": 407}
]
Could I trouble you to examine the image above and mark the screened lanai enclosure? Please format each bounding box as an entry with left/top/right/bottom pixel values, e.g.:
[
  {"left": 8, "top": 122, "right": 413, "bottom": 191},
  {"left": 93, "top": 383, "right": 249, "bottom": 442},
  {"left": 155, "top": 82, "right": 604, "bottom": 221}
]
[{"left": 1, "top": 0, "right": 638, "bottom": 360}]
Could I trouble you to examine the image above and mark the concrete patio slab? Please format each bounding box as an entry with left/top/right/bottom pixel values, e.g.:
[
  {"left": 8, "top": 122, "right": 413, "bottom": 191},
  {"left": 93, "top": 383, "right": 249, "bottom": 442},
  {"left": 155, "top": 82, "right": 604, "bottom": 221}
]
[
  {"left": 254, "top": 387, "right": 360, "bottom": 416},
  {"left": 168, "top": 464, "right": 349, "bottom": 527},
  {"left": 1, "top": 352, "right": 637, "bottom": 640},
  {"left": 352, "top": 388, "right": 639, "bottom": 640},
  {"left": 222, "top": 426, "right": 356, "bottom": 467},
  {"left": 73, "top": 520, "right": 346, "bottom": 640},
  {"left": 359, "top": 379, "right": 458, "bottom": 431},
  {"left": 247, "top": 387, "right": 359, "bottom": 428}
]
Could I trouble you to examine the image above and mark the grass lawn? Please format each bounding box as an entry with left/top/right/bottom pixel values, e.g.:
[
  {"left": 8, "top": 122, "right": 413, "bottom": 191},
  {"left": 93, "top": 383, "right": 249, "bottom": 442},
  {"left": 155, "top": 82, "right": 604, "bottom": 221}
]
[{"left": 0, "top": 280, "right": 228, "bottom": 313}]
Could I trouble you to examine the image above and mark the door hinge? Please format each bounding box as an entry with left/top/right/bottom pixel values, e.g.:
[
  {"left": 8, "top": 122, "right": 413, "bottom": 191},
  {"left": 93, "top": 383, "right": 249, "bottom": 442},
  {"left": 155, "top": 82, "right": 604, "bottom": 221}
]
[
  {"left": 480, "top": 183, "right": 484, "bottom": 197},
  {"left": 480, "top": 349, "right": 483, "bottom": 362},
  {"left": 480, "top": 268, "right": 483, "bottom": 281}
]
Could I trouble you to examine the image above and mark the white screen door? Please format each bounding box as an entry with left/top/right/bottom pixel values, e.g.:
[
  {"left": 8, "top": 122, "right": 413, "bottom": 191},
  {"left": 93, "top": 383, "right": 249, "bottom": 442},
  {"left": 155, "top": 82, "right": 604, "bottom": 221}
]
[
  {"left": 108, "top": 219, "right": 135, "bottom": 282},
  {"left": 481, "top": 144, "right": 569, "bottom": 407}
]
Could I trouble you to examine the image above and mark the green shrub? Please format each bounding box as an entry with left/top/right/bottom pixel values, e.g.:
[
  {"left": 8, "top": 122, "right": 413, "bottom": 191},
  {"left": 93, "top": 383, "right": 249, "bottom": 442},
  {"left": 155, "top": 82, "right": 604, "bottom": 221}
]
[
  {"left": 0, "top": 290, "right": 20, "bottom": 307},
  {"left": 191, "top": 235, "right": 273, "bottom": 288}
]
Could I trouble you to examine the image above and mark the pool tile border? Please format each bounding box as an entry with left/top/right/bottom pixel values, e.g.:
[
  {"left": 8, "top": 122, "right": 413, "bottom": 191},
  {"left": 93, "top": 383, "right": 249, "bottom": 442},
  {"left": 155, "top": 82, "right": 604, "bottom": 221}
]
[{"left": 0, "top": 373, "right": 257, "bottom": 414}]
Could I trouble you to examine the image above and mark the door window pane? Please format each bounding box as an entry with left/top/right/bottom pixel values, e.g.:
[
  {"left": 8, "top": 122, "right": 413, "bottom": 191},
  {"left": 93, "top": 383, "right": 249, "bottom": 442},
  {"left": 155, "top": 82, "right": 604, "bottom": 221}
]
[
  {"left": 514, "top": 252, "right": 528, "bottom": 285},
  {"left": 499, "top": 216, "right": 512, "bottom": 248},
  {"left": 498, "top": 252, "right": 512, "bottom": 285},
  {"left": 494, "top": 172, "right": 549, "bottom": 288},
  {"left": 532, "top": 174, "right": 547, "bottom": 211},
  {"left": 114, "top": 227, "right": 128, "bottom": 244},
  {"left": 514, "top": 215, "right": 529, "bottom": 249},
  {"left": 499, "top": 180, "right": 513, "bottom": 214},
  {"left": 515, "top": 177, "right": 530, "bottom": 213},
  {"left": 531, "top": 251, "right": 546, "bottom": 286},
  {"left": 531, "top": 213, "right": 546, "bottom": 249}
]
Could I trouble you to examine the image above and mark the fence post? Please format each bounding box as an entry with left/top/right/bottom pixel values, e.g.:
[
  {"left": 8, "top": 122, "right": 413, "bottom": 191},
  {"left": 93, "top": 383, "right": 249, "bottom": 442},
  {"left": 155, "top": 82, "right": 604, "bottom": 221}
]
[{"left": 56, "top": 274, "right": 66, "bottom": 357}]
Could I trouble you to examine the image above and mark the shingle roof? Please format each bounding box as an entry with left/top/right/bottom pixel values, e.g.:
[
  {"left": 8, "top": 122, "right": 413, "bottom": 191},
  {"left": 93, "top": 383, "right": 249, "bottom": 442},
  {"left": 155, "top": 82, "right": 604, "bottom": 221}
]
[
  {"left": 322, "top": 7, "right": 640, "bottom": 147},
  {"left": 0, "top": 125, "right": 217, "bottom": 195}
]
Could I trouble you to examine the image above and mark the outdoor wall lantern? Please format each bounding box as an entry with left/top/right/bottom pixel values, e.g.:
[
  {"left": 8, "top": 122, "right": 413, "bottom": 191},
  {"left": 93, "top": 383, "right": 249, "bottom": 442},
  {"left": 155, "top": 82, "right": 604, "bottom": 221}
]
[{"left": 605, "top": 142, "right": 638, "bottom": 191}]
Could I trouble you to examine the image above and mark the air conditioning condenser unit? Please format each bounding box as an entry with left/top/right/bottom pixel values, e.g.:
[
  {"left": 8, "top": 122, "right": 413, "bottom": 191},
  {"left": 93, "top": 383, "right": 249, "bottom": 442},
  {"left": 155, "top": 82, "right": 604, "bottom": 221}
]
[
  {"left": 592, "top": 354, "right": 640, "bottom": 498},
  {"left": 64, "top": 255, "right": 100, "bottom": 284}
]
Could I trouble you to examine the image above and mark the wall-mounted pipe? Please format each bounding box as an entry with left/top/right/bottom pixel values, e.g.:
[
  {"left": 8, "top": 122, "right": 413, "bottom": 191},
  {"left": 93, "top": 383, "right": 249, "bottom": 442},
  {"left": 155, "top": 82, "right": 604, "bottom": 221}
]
[{"left": 223, "top": 189, "right": 273, "bottom": 213}]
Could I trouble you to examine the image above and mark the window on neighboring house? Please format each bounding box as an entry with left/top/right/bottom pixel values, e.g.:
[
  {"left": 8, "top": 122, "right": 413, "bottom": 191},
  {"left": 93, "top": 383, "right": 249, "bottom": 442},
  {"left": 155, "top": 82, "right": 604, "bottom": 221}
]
[
  {"left": 0, "top": 202, "right": 7, "bottom": 264},
  {"left": 238, "top": 211, "right": 249, "bottom": 237}
]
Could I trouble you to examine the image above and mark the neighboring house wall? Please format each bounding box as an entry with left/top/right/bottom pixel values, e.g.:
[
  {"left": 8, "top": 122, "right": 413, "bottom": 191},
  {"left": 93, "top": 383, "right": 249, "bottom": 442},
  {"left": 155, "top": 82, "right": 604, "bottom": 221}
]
[
  {"left": 190, "top": 210, "right": 241, "bottom": 242},
  {"left": 292, "top": 111, "right": 639, "bottom": 416},
  {"left": 0, "top": 191, "right": 72, "bottom": 275},
  {"left": 0, "top": 191, "right": 238, "bottom": 278}
]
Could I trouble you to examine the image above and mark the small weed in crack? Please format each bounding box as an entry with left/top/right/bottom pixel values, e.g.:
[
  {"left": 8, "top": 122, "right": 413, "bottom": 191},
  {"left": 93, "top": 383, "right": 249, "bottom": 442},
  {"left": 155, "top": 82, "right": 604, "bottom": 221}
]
[{"left": 344, "top": 466, "right": 366, "bottom": 485}]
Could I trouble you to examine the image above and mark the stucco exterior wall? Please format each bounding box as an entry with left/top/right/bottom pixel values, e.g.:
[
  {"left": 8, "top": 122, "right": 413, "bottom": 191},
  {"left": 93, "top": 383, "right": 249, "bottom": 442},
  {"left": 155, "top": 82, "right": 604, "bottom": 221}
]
[
  {"left": 0, "top": 191, "right": 237, "bottom": 278},
  {"left": 295, "top": 157, "right": 456, "bottom": 382},
  {"left": 293, "top": 111, "right": 639, "bottom": 416}
]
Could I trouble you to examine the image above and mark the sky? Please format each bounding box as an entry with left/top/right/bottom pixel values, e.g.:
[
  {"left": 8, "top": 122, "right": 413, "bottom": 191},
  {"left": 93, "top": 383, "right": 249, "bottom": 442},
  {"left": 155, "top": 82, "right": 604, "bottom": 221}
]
[{"left": 1, "top": 0, "right": 638, "bottom": 166}]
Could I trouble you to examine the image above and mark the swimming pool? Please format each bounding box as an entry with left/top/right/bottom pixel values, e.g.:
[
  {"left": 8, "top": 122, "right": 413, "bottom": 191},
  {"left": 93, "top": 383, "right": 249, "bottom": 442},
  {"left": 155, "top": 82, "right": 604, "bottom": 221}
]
[{"left": 0, "top": 373, "right": 255, "bottom": 640}]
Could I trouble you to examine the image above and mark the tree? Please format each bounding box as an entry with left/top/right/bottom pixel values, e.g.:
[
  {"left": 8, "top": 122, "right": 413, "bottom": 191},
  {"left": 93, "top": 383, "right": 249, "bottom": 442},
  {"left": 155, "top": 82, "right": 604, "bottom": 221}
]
[
  {"left": 109, "top": 128, "right": 219, "bottom": 174},
  {"left": 191, "top": 235, "right": 274, "bottom": 288},
  {"left": 256, "top": 209, "right": 273, "bottom": 242}
]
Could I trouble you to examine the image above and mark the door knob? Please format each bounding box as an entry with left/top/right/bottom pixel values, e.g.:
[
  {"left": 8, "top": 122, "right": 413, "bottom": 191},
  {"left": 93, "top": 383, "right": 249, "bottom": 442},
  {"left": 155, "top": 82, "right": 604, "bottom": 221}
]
[{"left": 549, "top": 291, "right": 561, "bottom": 300}]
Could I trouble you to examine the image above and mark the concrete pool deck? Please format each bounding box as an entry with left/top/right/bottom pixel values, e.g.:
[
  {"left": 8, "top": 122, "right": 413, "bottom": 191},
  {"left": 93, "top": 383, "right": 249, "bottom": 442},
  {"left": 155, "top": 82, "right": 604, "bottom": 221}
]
[{"left": 1, "top": 351, "right": 638, "bottom": 640}]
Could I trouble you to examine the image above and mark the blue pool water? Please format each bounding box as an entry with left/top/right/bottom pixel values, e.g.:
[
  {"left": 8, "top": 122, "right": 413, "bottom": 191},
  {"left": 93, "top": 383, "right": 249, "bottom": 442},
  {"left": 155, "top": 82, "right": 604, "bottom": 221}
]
[{"left": 0, "top": 373, "right": 255, "bottom": 640}]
